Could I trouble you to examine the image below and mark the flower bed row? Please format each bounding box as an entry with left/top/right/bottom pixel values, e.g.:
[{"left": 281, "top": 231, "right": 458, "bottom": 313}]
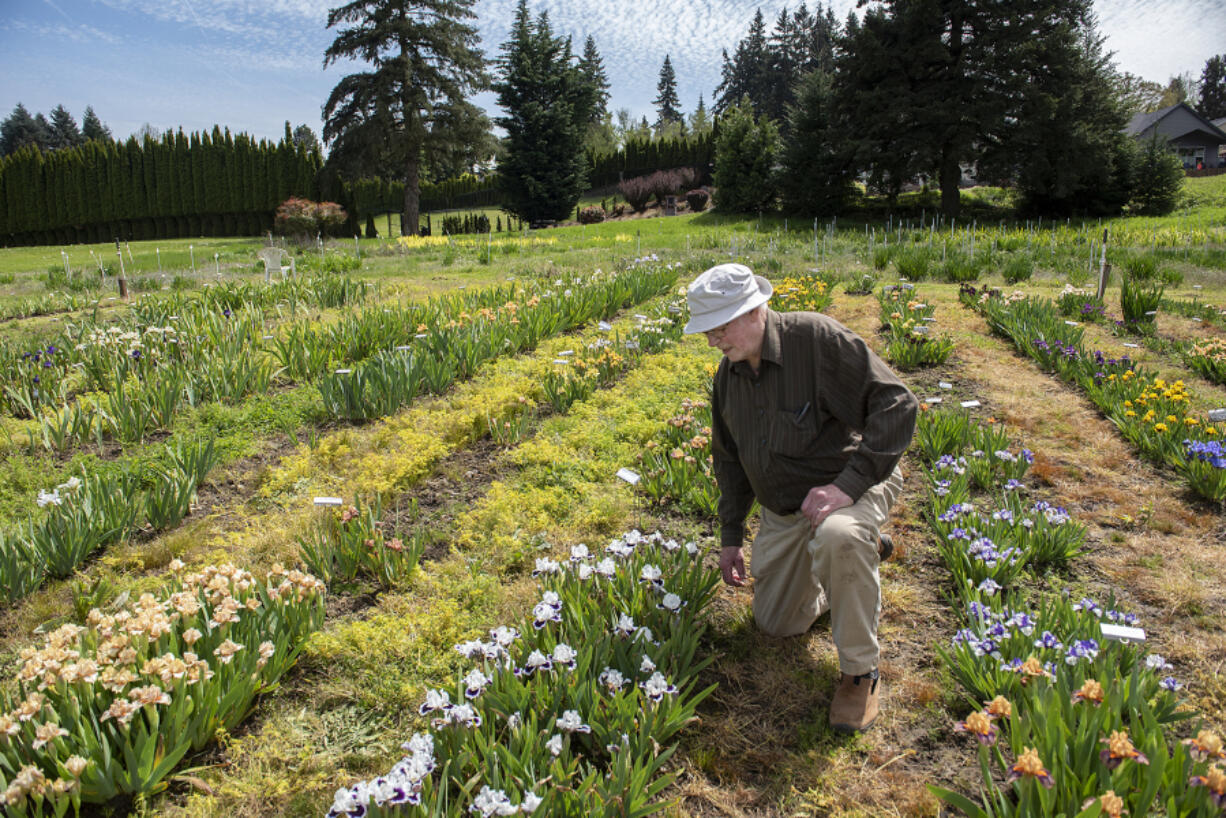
[
  {"left": 3, "top": 274, "right": 370, "bottom": 421},
  {"left": 960, "top": 286, "right": 1226, "bottom": 502},
  {"left": 878, "top": 284, "right": 955, "bottom": 369},
  {"left": 0, "top": 560, "right": 327, "bottom": 815},
  {"left": 0, "top": 437, "right": 218, "bottom": 604},
  {"left": 318, "top": 261, "right": 689, "bottom": 421},
  {"left": 912, "top": 407, "right": 1225, "bottom": 816},
  {"left": 326, "top": 529, "right": 719, "bottom": 816}
]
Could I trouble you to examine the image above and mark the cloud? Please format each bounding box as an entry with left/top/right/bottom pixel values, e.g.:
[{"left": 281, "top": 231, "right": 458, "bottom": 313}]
[{"left": 4, "top": 18, "right": 123, "bottom": 45}]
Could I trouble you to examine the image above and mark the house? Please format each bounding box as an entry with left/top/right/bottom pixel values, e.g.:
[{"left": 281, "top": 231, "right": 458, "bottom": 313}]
[{"left": 1125, "top": 102, "right": 1226, "bottom": 169}]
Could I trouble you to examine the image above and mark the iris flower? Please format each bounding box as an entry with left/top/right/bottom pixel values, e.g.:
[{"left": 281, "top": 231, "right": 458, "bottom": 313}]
[
  {"left": 1005, "top": 747, "right": 1054, "bottom": 788},
  {"left": 1100, "top": 730, "right": 1148, "bottom": 769}
]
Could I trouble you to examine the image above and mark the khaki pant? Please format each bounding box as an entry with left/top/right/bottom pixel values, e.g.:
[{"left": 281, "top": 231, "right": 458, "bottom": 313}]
[{"left": 749, "top": 468, "right": 904, "bottom": 676}]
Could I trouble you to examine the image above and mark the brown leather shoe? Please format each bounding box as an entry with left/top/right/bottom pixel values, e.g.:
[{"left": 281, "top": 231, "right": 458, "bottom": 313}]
[
  {"left": 877, "top": 533, "right": 894, "bottom": 563},
  {"left": 830, "top": 669, "right": 880, "bottom": 733}
]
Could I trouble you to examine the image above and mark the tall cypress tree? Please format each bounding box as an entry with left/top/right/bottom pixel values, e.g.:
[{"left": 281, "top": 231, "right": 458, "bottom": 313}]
[
  {"left": 494, "top": 0, "right": 588, "bottom": 222},
  {"left": 1200, "top": 55, "right": 1226, "bottom": 119}
]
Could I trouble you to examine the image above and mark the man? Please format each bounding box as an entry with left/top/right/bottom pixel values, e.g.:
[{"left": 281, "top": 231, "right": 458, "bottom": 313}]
[{"left": 685, "top": 263, "right": 917, "bottom": 733}]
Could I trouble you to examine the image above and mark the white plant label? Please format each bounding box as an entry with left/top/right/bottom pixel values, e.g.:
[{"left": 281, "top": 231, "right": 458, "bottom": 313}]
[
  {"left": 960, "top": 400, "right": 981, "bottom": 408},
  {"left": 1100, "top": 623, "right": 1145, "bottom": 643},
  {"left": 939, "top": 381, "right": 953, "bottom": 390},
  {"left": 615, "top": 468, "right": 641, "bottom": 485},
  {"left": 925, "top": 397, "right": 943, "bottom": 404},
  {"left": 313, "top": 497, "right": 344, "bottom": 506}
]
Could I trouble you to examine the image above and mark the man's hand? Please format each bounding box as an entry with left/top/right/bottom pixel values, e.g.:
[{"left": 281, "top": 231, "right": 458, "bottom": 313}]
[
  {"left": 801, "top": 484, "right": 853, "bottom": 529},
  {"left": 719, "top": 546, "right": 747, "bottom": 587}
]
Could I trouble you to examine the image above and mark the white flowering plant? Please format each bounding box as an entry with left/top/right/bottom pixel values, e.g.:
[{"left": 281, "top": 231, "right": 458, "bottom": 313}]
[
  {"left": 0, "top": 561, "right": 326, "bottom": 815},
  {"left": 328, "top": 530, "right": 719, "bottom": 817}
]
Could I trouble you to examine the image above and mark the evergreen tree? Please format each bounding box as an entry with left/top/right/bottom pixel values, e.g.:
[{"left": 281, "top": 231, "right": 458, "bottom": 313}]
[
  {"left": 993, "top": 7, "right": 1134, "bottom": 215},
  {"left": 653, "top": 55, "right": 683, "bottom": 131},
  {"left": 81, "top": 106, "right": 112, "bottom": 142},
  {"left": 577, "top": 35, "right": 611, "bottom": 124},
  {"left": 714, "top": 10, "right": 769, "bottom": 116},
  {"left": 1199, "top": 55, "right": 1226, "bottom": 120},
  {"left": 780, "top": 70, "right": 854, "bottom": 216},
  {"left": 48, "top": 105, "right": 83, "bottom": 150},
  {"left": 292, "top": 124, "right": 322, "bottom": 155},
  {"left": 1130, "top": 132, "right": 1184, "bottom": 215},
  {"left": 1, "top": 103, "right": 49, "bottom": 156},
  {"left": 494, "top": 1, "right": 588, "bottom": 222},
  {"left": 1115, "top": 72, "right": 1164, "bottom": 114},
  {"left": 712, "top": 96, "right": 779, "bottom": 212},
  {"left": 323, "top": 0, "right": 488, "bottom": 235},
  {"left": 423, "top": 98, "right": 497, "bottom": 180},
  {"left": 689, "top": 94, "right": 712, "bottom": 136}
]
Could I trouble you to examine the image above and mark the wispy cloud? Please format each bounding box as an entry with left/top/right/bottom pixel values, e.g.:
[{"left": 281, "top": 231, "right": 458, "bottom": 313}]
[{"left": 4, "top": 18, "right": 123, "bottom": 45}]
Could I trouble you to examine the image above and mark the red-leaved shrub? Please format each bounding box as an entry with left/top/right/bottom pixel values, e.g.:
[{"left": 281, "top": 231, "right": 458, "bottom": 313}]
[
  {"left": 275, "top": 198, "right": 348, "bottom": 241},
  {"left": 618, "top": 176, "right": 653, "bottom": 213}
]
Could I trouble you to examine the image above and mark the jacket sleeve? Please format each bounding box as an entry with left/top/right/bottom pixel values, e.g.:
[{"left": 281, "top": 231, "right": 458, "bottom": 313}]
[
  {"left": 711, "top": 365, "right": 756, "bottom": 549},
  {"left": 821, "top": 323, "right": 918, "bottom": 502}
]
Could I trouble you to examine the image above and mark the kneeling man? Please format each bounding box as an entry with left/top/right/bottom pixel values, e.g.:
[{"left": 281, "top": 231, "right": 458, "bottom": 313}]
[{"left": 685, "top": 264, "right": 917, "bottom": 732}]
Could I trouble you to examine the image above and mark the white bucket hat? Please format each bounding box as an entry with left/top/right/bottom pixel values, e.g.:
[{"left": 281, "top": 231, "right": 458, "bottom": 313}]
[{"left": 684, "top": 263, "right": 773, "bottom": 334}]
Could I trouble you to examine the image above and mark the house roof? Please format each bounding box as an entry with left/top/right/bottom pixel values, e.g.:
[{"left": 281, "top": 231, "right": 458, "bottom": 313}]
[{"left": 1126, "top": 102, "right": 1226, "bottom": 142}]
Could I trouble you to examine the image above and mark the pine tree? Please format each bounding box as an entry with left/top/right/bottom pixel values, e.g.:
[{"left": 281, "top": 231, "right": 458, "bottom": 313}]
[
  {"left": 653, "top": 55, "right": 683, "bottom": 131},
  {"left": 81, "top": 106, "right": 112, "bottom": 143},
  {"left": 494, "top": 1, "right": 588, "bottom": 222},
  {"left": 1200, "top": 55, "right": 1226, "bottom": 120},
  {"left": 324, "top": 0, "right": 488, "bottom": 236},
  {"left": 48, "top": 105, "right": 83, "bottom": 150}
]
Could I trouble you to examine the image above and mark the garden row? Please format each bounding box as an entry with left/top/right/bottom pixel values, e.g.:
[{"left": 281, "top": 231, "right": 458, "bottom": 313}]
[
  {"left": 0, "top": 262, "right": 706, "bottom": 815},
  {"left": 913, "top": 405, "right": 1224, "bottom": 816},
  {"left": 961, "top": 286, "right": 1226, "bottom": 503}
]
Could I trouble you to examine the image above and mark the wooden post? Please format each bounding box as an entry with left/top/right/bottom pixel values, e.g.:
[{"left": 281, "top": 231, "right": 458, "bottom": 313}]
[
  {"left": 1095, "top": 229, "right": 1110, "bottom": 300},
  {"left": 114, "top": 238, "right": 128, "bottom": 299}
]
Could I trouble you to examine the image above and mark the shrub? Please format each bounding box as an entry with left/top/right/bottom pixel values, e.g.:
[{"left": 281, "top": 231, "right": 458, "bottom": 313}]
[
  {"left": 646, "top": 170, "right": 681, "bottom": 205},
  {"left": 577, "top": 206, "right": 605, "bottom": 224},
  {"left": 685, "top": 189, "right": 709, "bottom": 212},
  {"left": 1129, "top": 131, "right": 1186, "bottom": 215},
  {"left": 1002, "top": 254, "right": 1034, "bottom": 284},
  {"left": 618, "top": 175, "right": 654, "bottom": 213},
  {"left": 275, "top": 197, "right": 349, "bottom": 242},
  {"left": 674, "top": 167, "right": 700, "bottom": 192}
]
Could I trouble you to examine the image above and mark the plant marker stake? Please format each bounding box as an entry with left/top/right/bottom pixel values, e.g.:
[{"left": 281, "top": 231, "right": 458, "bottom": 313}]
[
  {"left": 190, "top": 244, "right": 196, "bottom": 274},
  {"left": 1095, "top": 229, "right": 1109, "bottom": 300},
  {"left": 1100, "top": 623, "right": 1145, "bottom": 643},
  {"left": 960, "top": 400, "right": 981, "bottom": 408},
  {"left": 1207, "top": 409, "right": 1226, "bottom": 423},
  {"left": 313, "top": 497, "right": 344, "bottom": 506},
  {"left": 114, "top": 238, "right": 129, "bottom": 299},
  {"left": 156, "top": 248, "right": 161, "bottom": 272}
]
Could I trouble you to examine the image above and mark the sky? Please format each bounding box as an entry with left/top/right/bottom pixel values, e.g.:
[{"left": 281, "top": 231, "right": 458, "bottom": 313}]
[{"left": 1, "top": 0, "right": 1224, "bottom": 147}]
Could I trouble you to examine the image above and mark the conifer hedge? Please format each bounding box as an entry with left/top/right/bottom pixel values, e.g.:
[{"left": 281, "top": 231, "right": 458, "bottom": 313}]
[{"left": 0, "top": 127, "right": 321, "bottom": 246}]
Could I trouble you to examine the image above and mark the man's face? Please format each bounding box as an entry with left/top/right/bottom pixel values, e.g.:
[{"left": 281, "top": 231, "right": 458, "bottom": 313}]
[{"left": 704, "top": 306, "right": 766, "bottom": 364}]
